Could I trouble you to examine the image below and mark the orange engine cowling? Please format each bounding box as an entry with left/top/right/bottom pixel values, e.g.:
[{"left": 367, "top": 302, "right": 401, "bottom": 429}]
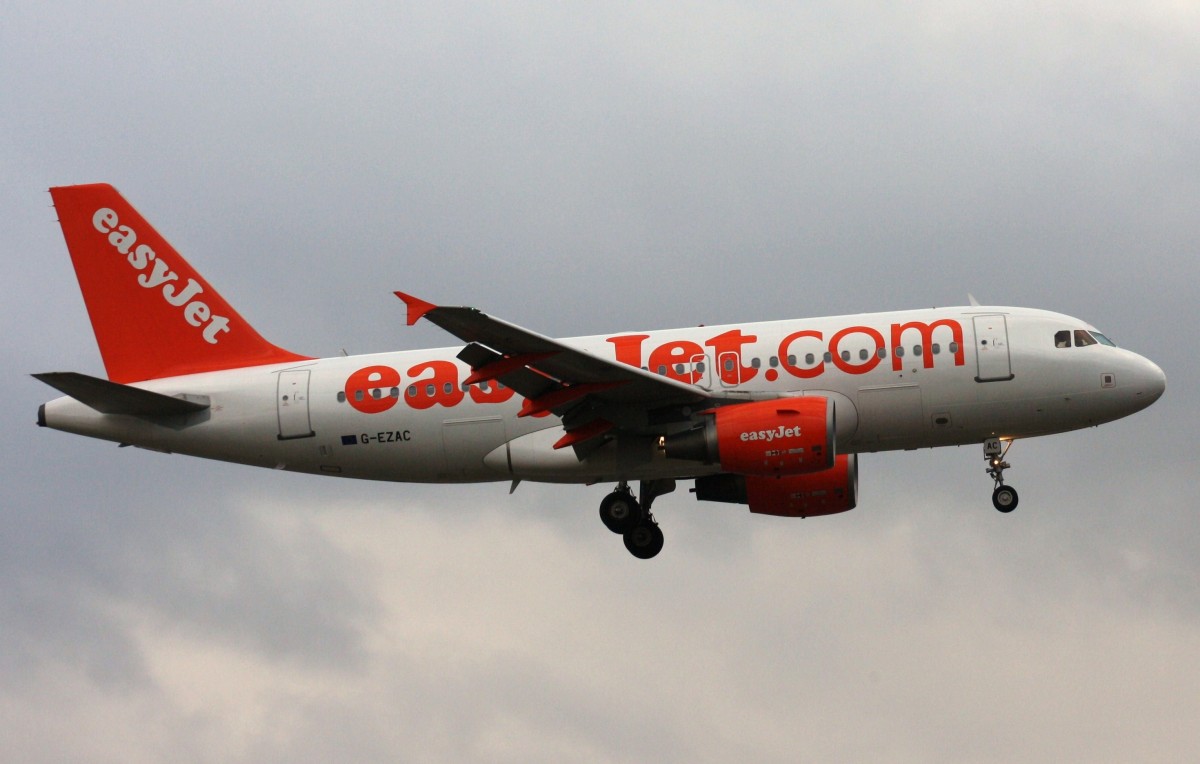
[
  {"left": 693, "top": 454, "right": 858, "bottom": 517},
  {"left": 664, "top": 397, "right": 834, "bottom": 476}
]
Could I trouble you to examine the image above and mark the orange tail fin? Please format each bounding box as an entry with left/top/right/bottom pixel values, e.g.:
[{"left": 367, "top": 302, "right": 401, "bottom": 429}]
[{"left": 50, "top": 183, "right": 311, "bottom": 382}]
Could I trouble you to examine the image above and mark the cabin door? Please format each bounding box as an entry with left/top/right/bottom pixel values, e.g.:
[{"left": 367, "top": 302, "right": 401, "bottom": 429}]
[
  {"left": 973, "top": 315, "right": 1014, "bottom": 382},
  {"left": 277, "top": 369, "right": 315, "bottom": 439}
]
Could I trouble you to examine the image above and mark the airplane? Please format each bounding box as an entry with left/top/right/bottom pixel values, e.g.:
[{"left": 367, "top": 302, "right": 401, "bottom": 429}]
[{"left": 35, "top": 183, "right": 1166, "bottom": 559}]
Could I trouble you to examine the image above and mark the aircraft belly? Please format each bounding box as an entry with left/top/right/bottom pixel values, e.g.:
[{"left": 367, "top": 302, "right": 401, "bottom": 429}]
[
  {"left": 440, "top": 415, "right": 509, "bottom": 481},
  {"left": 490, "top": 426, "right": 719, "bottom": 483},
  {"left": 853, "top": 384, "right": 924, "bottom": 444},
  {"left": 308, "top": 404, "right": 444, "bottom": 481}
]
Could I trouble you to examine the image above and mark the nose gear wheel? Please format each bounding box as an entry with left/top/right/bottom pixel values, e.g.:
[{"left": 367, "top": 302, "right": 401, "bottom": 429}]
[{"left": 984, "top": 438, "right": 1019, "bottom": 512}]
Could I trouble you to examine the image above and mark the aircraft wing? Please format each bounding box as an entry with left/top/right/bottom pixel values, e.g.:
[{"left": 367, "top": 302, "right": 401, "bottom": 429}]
[{"left": 395, "top": 292, "right": 715, "bottom": 451}]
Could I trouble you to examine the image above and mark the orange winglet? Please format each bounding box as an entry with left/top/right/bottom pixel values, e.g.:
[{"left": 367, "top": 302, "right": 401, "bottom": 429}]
[
  {"left": 464, "top": 352, "right": 556, "bottom": 386},
  {"left": 553, "top": 419, "right": 614, "bottom": 450},
  {"left": 518, "top": 382, "right": 624, "bottom": 418},
  {"left": 393, "top": 292, "right": 438, "bottom": 326}
]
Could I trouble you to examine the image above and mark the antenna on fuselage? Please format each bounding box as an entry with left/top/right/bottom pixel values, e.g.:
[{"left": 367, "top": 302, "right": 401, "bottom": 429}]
[{"left": 968, "top": 293, "right": 981, "bottom": 307}]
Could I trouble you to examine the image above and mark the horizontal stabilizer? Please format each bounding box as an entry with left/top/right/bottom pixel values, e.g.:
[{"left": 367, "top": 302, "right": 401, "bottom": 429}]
[{"left": 33, "top": 372, "right": 210, "bottom": 417}]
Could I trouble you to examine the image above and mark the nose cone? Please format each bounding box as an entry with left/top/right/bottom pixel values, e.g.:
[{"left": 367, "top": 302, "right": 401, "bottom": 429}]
[
  {"left": 1145, "top": 358, "right": 1166, "bottom": 402},
  {"left": 1129, "top": 355, "right": 1166, "bottom": 411}
]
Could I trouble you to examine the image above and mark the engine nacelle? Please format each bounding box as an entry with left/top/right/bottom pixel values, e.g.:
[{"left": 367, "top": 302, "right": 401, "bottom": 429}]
[
  {"left": 664, "top": 397, "right": 834, "bottom": 476},
  {"left": 693, "top": 454, "right": 858, "bottom": 517}
]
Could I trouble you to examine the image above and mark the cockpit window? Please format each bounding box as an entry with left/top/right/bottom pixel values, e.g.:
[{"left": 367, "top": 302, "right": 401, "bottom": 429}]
[{"left": 1055, "top": 329, "right": 1116, "bottom": 348}]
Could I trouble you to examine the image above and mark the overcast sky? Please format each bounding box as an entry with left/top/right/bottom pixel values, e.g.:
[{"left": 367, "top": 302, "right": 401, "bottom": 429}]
[{"left": 3, "top": 2, "right": 1198, "bottom": 762}]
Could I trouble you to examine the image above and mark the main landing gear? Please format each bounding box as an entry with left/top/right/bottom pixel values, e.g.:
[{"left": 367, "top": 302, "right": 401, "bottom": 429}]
[
  {"left": 984, "top": 437, "right": 1018, "bottom": 513},
  {"left": 599, "top": 479, "right": 675, "bottom": 559}
]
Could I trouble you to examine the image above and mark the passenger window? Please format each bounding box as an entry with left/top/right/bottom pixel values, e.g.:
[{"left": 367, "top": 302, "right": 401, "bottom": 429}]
[
  {"left": 390, "top": 387, "right": 400, "bottom": 398},
  {"left": 877, "top": 347, "right": 887, "bottom": 359},
  {"left": 1055, "top": 330, "right": 1071, "bottom": 348},
  {"left": 913, "top": 345, "right": 923, "bottom": 357},
  {"left": 724, "top": 358, "right": 735, "bottom": 372},
  {"left": 769, "top": 356, "right": 779, "bottom": 368},
  {"left": 949, "top": 342, "right": 959, "bottom": 354},
  {"left": 895, "top": 346, "right": 904, "bottom": 358},
  {"left": 355, "top": 390, "right": 364, "bottom": 401},
  {"left": 1075, "top": 330, "right": 1097, "bottom": 347},
  {"left": 787, "top": 355, "right": 796, "bottom": 365},
  {"left": 823, "top": 352, "right": 833, "bottom": 363},
  {"left": 407, "top": 385, "right": 417, "bottom": 397},
  {"left": 750, "top": 357, "right": 761, "bottom": 369},
  {"left": 425, "top": 384, "right": 435, "bottom": 396},
  {"left": 805, "top": 353, "right": 815, "bottom": 365},
  {"left": 858, "top": 348, "right": 869, "bottom": 361},
  {"left": 932, "top": 343, "right": 940, "bottom": 355},
  {"left": 337, "top": 391, "right": 346, "bottom": 403}
]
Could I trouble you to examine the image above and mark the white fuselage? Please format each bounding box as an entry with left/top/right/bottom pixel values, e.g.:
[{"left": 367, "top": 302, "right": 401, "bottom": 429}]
[{"left": 41, "top": 306, "right": 1165, "bottom": 484}]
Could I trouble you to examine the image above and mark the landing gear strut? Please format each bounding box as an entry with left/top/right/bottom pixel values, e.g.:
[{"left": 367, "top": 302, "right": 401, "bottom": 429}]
[
  {"left": 984, "top": 437, "right": 1018, "bottom": 513},
  {"left": 599, "top": 479, "right": 674, "bottom": 559}
]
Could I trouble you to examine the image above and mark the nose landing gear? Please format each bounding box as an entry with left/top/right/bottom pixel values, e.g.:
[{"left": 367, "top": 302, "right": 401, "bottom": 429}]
[
  {"left": 984, "top": 437, "right": 1018, "bottom": 512},
  {"left": 599, "top": 479, "right": 674, "bottom": 559}
]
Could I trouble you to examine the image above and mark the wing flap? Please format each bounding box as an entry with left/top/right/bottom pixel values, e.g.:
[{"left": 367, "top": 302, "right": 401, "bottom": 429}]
[{"left": 455, "top": 343, "right": 558, "bottom": 401}]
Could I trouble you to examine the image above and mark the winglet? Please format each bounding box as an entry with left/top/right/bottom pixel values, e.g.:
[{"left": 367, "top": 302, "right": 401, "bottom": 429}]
[{"left": 394, "top": 292, "right": 438, "bottom": 326}]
